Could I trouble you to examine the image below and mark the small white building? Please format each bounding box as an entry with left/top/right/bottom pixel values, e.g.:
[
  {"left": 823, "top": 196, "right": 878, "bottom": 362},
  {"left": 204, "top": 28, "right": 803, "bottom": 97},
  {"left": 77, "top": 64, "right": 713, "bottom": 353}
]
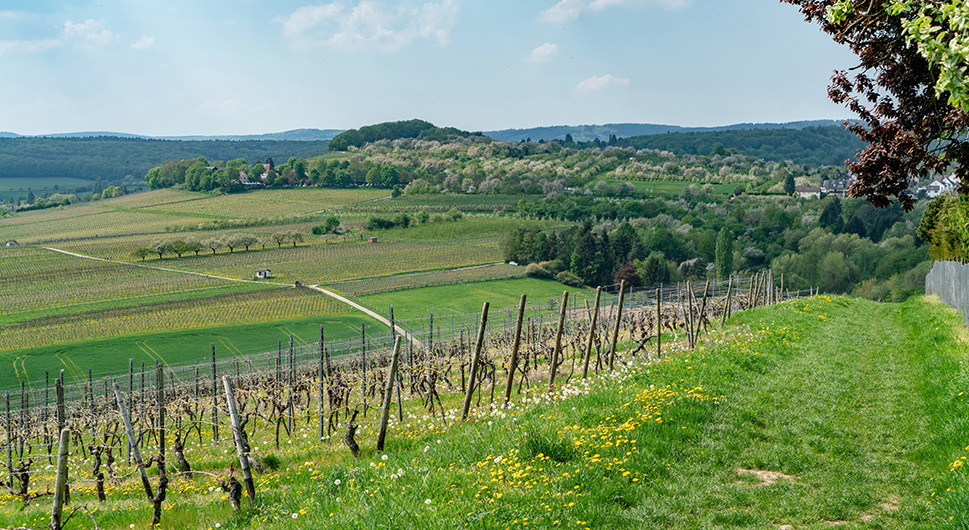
[
  {"left": 795, "top": 185, "right": 821, "bottom": 199},
  {"left": 255, "top": 268, "right": 271, "bottom": 279},
  {"left": 4, "top": 240, "right": 19, "bottom": 248}
]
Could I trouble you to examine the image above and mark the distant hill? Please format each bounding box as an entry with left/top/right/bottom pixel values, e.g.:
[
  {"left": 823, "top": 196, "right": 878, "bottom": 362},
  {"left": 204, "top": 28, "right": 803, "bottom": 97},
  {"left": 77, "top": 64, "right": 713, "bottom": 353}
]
[
  {"left": 483, "top": 120, "right": 846, "bottom": 143},
  {"left": 616, "top": 125, "right": 865, "bottom": 166},
  {"left": 159, "top": 129, "right": 344, "bottom": 142},
  {"left": 0, "top": 137, "right": 330, "bottom": 182},
  {"left": 0, "top": 128, "right": 345, "bottom": 142},
  {"left": 329, "top": 119, "right": 485, "bottom": 151}
]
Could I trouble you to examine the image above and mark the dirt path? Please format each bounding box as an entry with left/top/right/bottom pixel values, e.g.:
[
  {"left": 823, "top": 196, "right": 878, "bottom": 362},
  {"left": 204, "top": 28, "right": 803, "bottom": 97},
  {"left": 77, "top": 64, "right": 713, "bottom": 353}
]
[{"left": 42, "top": 246, "right": 422, "bottom": 347}]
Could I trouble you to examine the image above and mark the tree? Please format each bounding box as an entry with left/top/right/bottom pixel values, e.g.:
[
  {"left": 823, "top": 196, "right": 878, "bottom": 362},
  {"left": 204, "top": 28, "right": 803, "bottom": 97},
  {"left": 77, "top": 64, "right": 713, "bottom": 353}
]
[
  {"left": 150, "top": 240, "right": 174, "bottom": 260},
  {"left": 172, "top": 239, "right": 198, "bottom": 258},
  {"left": 818, "top": 197, "right": 844, "bottom": 232},
  {"left": 223, "top": 234, "right": 243, "bottom": 253},
  {"left": 237, "top": 234, "right": 258, "bottom": 251},
  {"left": 132, "top": 247, "right": 151, "bottom": 261},
  {"left": 715, "top": 227, "right": 734, "bottom": 279},
  {"left": 288, "top": 230, "right": 304, "bottom": 247},
  {"left": 271, "top": 232, "right": 288, "bottom": 248},
  {"left": 783, "top": 0, "right": 969, "bottom": 210},
  {"left": 784, "top": 172, "right": 796, "bottom": 196},
  {"left": 203, "top": 238, "right": 224, "bottom": 255}
]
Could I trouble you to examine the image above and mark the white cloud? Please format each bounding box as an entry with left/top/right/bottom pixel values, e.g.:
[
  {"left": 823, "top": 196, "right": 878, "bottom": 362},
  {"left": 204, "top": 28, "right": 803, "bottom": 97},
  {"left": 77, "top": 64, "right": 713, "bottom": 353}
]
[
  {"left": 527, "top": 42, "right": 559, "bottom": 63},
  {"left": 280, "top": 0, "right": 459, "bottom": 51},
  {"left": 538, "top": 0, "right": 585, "bottom": 23},
  {"left": 63, "top": 19, "right": 117, "bottom": 48},
  {"left": 574, "top": 74, "right": 630, "bottom": 93},
  {"left": 540, "top": 0, "right": 690, "bottom": 23},
  {"left": 130, "top": 35, "right": 155, "bottom": 50}
]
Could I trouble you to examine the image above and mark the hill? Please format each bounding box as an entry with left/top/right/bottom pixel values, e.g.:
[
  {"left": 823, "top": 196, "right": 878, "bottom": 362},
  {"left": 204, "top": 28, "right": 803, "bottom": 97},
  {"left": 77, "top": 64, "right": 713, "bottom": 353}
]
[
  {"left": 328, "top": 119, "right": 486, "bottom": 151},
  {"left": 483, "top": 119, "right": 847, "bottom": 142},
  {"left": 0, "top": 128, "right": 345, "bottom": 142},
  {"left": 0, "top": 136, "right": 331, "bottom": 182},
  {"left": 617, "top": 124, "right": 865, "bottom": 166}
]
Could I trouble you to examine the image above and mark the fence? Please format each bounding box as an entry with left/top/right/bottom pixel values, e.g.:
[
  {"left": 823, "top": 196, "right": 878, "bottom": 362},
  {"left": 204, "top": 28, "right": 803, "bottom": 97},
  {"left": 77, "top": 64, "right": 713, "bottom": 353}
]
[{"left": 925, "top": 260, "right": 969, "bottom": 328}]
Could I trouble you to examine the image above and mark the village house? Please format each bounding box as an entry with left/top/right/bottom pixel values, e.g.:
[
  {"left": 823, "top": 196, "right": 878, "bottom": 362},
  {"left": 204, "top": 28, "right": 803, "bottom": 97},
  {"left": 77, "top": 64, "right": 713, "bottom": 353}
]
[
  {"left": 255, "top": 268, "right": 271, "bottom": 279},
  {"left": 820, "top": 177, "right": 851, "bottom": 197},
  {"left": 795, "top": 185, "right": 821, "bottom": 199}
]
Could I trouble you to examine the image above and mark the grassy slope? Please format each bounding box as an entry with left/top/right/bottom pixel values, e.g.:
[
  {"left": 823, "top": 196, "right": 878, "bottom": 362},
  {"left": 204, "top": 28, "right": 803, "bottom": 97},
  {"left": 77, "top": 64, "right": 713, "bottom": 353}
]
[{"left": 11, "top": 295, "right": 965, "bottom": 529}]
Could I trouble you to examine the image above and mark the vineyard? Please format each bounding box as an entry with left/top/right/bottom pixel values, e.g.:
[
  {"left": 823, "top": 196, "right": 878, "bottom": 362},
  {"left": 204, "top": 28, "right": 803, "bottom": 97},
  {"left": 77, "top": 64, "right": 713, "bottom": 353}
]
[{"left": 0, "top": 273, "right": 803, "bottom": 529}]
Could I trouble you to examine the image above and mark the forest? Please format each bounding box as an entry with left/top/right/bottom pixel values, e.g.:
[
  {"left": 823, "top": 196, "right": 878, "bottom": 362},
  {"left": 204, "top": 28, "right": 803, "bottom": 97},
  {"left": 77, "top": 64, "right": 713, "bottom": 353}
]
[{"left": 0, "top": 137, "right": 330, "bottom": 182}]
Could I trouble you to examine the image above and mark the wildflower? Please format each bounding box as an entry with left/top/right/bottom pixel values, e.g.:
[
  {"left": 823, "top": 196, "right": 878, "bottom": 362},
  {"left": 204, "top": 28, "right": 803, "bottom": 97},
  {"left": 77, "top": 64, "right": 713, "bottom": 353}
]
[
  {"left": 425, "top": 499, "right": 432, "bottom": 505},
  {"left": 292, "top": 512, "right": 299, "bottom": 519},
  {"left": 382, "top": 454, "right": 388, "bottom": 461},
  {"left": 334, "top": 479, "right": 341, "bottom": 486}
]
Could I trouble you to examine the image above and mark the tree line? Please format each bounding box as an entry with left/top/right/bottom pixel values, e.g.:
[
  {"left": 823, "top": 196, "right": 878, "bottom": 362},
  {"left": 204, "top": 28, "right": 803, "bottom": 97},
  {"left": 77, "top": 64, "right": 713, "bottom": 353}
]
[{"left": 132, "top": 231, "right": 305, "bottom": 260}]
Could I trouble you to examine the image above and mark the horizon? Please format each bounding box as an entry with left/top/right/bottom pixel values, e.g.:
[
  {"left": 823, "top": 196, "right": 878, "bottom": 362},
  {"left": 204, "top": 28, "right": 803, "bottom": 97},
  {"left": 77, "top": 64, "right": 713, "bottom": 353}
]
[
  {"left": 0, "top": 118, "right": 851, "bottom": 139},
  {"left": 0, "top": 1, "right": 855, "bottom": 137}
]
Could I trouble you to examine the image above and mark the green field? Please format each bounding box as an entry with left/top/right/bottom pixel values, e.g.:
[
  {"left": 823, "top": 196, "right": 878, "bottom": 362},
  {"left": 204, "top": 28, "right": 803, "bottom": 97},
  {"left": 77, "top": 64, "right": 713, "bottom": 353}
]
[
  {"left": 357, "top": 276, "right": 608, "bottom": 327},
  {"left": 0, "top": 312, "right": 381, "bottom": 389},
  {"left": 0, "top": 176, "right": 94, "bottom": 199},
  {"left": 0, "top": 188, "right": 584, "bottom": 390},
  {"left": 601, "top": 178, "right": 739, "bottom": 195}
]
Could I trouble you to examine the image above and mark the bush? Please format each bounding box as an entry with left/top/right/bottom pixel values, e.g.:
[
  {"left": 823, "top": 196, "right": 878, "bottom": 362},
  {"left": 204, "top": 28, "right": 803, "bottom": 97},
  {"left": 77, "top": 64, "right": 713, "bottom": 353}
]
[
  {"left": 525, "top": 262, "right": 553, "bottom": 279},
  {"left": 555, "top": 270, "right": 584, "bottom": 287}
]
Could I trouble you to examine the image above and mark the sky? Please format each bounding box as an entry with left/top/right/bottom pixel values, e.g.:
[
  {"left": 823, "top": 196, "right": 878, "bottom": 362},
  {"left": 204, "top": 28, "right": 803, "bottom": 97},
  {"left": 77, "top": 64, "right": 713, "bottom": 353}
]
[{"left": 0, "top": 0, "right": 859, "bottom": 136}]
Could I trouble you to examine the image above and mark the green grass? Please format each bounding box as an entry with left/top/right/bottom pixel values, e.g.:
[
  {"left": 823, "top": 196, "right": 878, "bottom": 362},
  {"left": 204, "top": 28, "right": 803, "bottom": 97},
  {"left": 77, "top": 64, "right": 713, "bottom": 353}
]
[
  {"left": 600, "top": 178, "right": 738, "bottom": 195},
  {"left": 2, "top": 296, "right": 969, "bottom": 528},
  {"left": 0, "top": 176, "right": 94, "bottom": 199},
  {"left": 0, "top": 312, "right": 381, "bottom": 390},
  {"left": 356, "top": 276, "right": 596, "bottom": 324}
]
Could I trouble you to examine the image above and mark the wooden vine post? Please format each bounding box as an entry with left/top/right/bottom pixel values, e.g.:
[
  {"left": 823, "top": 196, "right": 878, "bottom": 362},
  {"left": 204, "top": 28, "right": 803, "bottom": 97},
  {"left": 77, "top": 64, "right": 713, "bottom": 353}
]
[
  {"left": 461, "top": 302, "right": 490, "bottom": 421},
  {"left": 656, "top": 288, "right": 662, "bottom": 359},
  {"left": 721, "top": 275, "right": 733, "bottom": 327},
  {"left": 581, "top": 287, "right": 602, "bottom": 379},
  {"left": 48, "top": 428, "right": 70, "bottom": 530},
  {"left": 548, "top": 291, "right": 569, "bottom": 391},
  {"left": 608, "top": 280, "right": 626, "bottom": 370},
  {"left": 113, "top": 382, "right": 153, "bottom": 500},
  {"left": 376, "top": 337, "right": 403, "bottom": 452},
  {"left": 222, "top": 376, "right": 256, "bottom": 505},
  {"left": 503, "top": 294, "right": 527, "bottom": 405},
  {"left": 211, "top": 343, "right": 219, "bottom": 443}
]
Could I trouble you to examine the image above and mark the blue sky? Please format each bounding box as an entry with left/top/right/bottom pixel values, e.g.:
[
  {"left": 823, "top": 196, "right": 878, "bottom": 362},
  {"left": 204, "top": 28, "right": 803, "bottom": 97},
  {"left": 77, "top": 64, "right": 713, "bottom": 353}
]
[{"left": 0, "top": 0, "right": 857, "bottom": 136}]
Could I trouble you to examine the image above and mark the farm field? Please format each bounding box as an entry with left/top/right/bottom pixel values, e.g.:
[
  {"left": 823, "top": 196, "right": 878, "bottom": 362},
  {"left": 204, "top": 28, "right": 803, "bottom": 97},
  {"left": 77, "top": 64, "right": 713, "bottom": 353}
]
[
  {"left": 0, "top": 312, "right": 380, "bottom": 390},
  {"left": 0, "top": 188, "right": 581, "bottom": 391},
  {"left": 1, "top": 296, "right": 965, "bottom": 529},
  {"left": 0, "top": 177, "right": 94, "bottom": 200},
  {"left": 600, "top": 178, "right": 739, "bottom": 195},
  {"left": 357, "top": 276, "right": 605, "bottom": 325},
  {"left": 323, "top": 262, "right": 527, "bottom": 296}
]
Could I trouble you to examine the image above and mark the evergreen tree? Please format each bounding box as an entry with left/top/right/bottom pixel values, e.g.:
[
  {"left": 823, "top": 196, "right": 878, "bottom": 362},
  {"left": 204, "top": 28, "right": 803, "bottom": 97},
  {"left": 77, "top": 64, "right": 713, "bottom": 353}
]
[
  {"left": 784, "top": 172, "right": 796, "bottom": 195},
  {"left": 715, "top": 227, "right": 733, "bottom": 279}
]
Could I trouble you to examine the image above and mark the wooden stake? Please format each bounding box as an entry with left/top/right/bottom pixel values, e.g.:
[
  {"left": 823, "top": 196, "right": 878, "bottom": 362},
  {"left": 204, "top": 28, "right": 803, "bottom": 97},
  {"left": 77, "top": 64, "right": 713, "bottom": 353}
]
[
  {"left": 608, "top": 280, "right": 626, "bottom": 370},
  {"left": 461, "top": 302, "right": 490, "bottom": 421},
  {"left": 656, "top": 288, "right": 662, "bottom": 359},
  {"left": 548, "top": 291, "right": 569, "bottom": 391},
  {"left": 581, "top": 287, "right": 602, "bottom": 379},
  {"left": 376, "top": 337, "right": 403, "bottom": 452},
  {"left": 222, "top": 376, "right": 256, "bottom": 505},
  {"left": 49, "top": 428, "right": 70, "bottom": 530},
  {"left": 113, "top": 383, "right": 153, "bottom": 500},
  {"left": 503, "top": 294, "right": 527, "bottom": 405}
]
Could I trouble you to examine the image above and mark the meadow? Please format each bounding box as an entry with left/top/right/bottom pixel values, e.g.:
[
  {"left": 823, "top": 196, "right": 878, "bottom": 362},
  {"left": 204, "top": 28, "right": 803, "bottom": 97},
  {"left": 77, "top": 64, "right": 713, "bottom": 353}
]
[{"left": 0, "top": 177, "right": 94, "bottom": 200}]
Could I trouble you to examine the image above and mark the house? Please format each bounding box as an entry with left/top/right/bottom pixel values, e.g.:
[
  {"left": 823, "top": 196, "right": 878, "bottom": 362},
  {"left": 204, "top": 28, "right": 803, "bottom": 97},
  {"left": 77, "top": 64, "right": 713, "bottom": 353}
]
[
  {"left": 924, "top": 175, "right": 959, "bottom": 198},
  {"left": 4, "top": 240, "right": 18, "bottom": 248},
  {"left": 294, "top": 280, "right": 306, "bottom": 288},
  {"left": 368, "top": 237, "right": 378, "bottom": 243},
  {"left": 795, "top": 185, "right": 821, "bottom": 199},
  {"left": 821, "top": 177, "right": 851, "bottom": 197},
  {"left": 255, "top": 268, "right": 271, "bottom": 279}
]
